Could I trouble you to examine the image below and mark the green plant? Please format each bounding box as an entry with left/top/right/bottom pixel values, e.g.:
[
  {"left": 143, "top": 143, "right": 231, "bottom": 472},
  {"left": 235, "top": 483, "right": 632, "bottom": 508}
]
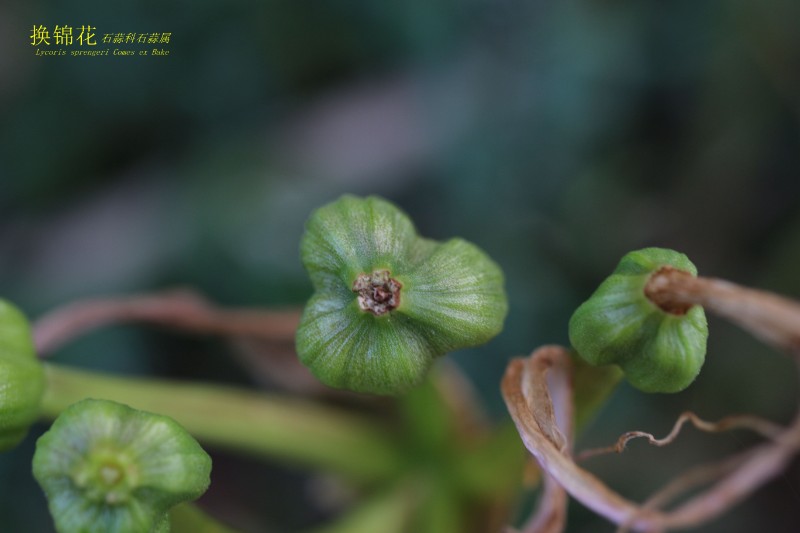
[
  {"left": 568, "top": 248, "right": 708, "bottom": 392},
  {"left": 3, "top": 195, "right": 799, "bottom": 533},
  {"left": 0, "top": 300, "right": 45, "bottom": 451},
  {"left": 504, "top": 250, "right": 800, "bottom": 532},
  {"left": 296, "top": 195, "right": 508, "bottom": 394},
  {"left": 33, "top": 399, "right": 211, "bottom": 533}
]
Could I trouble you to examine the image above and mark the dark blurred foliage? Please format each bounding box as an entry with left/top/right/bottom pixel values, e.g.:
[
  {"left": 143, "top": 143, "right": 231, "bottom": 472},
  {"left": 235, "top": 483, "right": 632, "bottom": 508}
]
[{"left": 2, "top": 1, "right": 800, "bottom": 531}]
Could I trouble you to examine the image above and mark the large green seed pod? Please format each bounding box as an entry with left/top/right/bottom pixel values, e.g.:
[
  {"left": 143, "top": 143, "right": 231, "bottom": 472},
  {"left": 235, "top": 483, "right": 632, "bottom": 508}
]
[
  {"left": 297, "top": 195, "right": 508, "bottom": 395},
  {"left": 0, "top": 299, "right": 45, "bottom": 451},
  {"left": 568, "top": 248, "right": 708, "bottom": 393},
  {"left": 33, "top": 399, "right": 212, "bottom": 533}
]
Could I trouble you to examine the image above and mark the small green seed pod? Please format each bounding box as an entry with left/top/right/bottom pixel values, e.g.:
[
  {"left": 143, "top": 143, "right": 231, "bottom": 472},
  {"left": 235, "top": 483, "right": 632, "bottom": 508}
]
[
  {"left": 0, "top": 299, "right": 45, "bottom": 451},
  {"left": 33, "top": 399, "right": 212, "bottom": 533},
  {"left": 297, "top": 195, "right": 508, "bottom": 395},
  {"left": 568, "top": 248, "right": 708, "bottom": 393}
]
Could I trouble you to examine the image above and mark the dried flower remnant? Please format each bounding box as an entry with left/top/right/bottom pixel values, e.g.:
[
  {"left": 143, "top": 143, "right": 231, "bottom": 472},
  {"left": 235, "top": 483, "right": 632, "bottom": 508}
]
[
  {"left": 503, "top": 347, "right": 800, "bottom": 533},
  {"left": 352, "top": 270, "right": 402, "bottom": 316},
  {"left": 505, "top": 262, "right": 800, "bottom": 532}
]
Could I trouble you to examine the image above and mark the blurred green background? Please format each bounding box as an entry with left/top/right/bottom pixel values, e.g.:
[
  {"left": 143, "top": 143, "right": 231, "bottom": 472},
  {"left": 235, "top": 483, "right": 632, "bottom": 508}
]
[{"left": 2, "top": 0, "right": 800, "bottom": 531}]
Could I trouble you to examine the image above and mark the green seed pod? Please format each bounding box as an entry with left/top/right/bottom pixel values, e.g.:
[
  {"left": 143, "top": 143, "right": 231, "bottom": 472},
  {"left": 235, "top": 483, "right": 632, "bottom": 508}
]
[
  {"left": 33, "top": 399, "right": 212, "bottom": 533},
  {"left": 568, "top": 248, "right": 708, "bottom": 393},
  {"left": 0, "top": 299, "right": 45, "bottom": 451},
  {"left": 297, "top": 195, "right": 508, "bottom": 395}
]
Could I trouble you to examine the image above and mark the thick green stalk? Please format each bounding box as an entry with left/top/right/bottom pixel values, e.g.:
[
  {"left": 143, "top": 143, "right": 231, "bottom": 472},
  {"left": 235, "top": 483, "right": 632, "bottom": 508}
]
[
  {"left": 170, "top": 503, "right": 241, "bottom": 533},
  {"left": 571, "top": 355, "right": 624, "bottom": 430},
  {"left": 305, "top": 482, "right": 414, "bottom": 533},
  {"left": 40, "top": 364, "right": 404, "bottom": 482}
]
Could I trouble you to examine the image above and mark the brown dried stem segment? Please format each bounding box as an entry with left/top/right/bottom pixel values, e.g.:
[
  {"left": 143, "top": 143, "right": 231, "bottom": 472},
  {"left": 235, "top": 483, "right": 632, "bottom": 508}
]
[
  {"left": 645, "top": 267, "right": 800, "bottom": 355},
  {"left": 33, "top": 290, "right": 301, "bottom": 357},
  {"left": 504, "top": 474, "right": 568, "bottom": 533},
  {"left": 502, "top": 346, "right": 800, "bottom": 533},
  {"left": 503, "top": 345, "right": 573, "bottom": 533},
  {"left": 619, "top": 450, "right": 755, "bottom": 533}
]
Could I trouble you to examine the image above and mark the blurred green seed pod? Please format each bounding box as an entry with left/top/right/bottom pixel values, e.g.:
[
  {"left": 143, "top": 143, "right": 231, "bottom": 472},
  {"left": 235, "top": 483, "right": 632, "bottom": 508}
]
[
  {"left": 0, "top": 299, "right": 45, "bottom": 451},
  {"left": 568, "top": 248, "right": 708, "bottom": 393},
  {"left": 297, "top": 195, "right": 508, "bottom": 395},
  {"left": 33, "top": 399, "right": 212, "bottom": 533}
]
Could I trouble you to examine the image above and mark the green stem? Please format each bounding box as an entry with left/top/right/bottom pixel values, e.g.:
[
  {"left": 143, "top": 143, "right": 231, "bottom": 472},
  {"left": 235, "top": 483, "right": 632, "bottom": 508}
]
[
  {"left": 571, "top": 355, "right": 624, "bottom": 430},
  {"left": 304, "top": 482, "right": 414, "bottom": 533},
  {"left": 40, "top": 363, "right": 404, "bottom": 483},
  {"left": 453, "top": 422, "right": 525, "bottom": 498},
  {"left": 170, "top": 503, "right": 241, "bottom": 533}
]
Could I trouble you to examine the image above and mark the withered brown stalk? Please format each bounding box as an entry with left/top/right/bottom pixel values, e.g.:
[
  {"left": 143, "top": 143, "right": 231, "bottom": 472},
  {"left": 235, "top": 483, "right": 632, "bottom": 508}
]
[
  {"left": 33, "top": 289, "right": 301, "bottom": 356},
  {"left": 645, "top": 269, "right": 800, "bottom": 356}
]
